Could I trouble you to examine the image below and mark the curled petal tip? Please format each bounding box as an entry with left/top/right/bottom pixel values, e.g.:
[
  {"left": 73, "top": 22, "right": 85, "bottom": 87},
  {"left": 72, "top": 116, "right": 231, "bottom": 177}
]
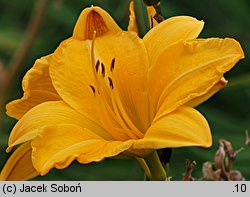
[
  {"left": 6, "top": 146, "right": 13, "bottom": 153},
  {"left": 73, "top": 6, "right": 121, "bottom": 40}
]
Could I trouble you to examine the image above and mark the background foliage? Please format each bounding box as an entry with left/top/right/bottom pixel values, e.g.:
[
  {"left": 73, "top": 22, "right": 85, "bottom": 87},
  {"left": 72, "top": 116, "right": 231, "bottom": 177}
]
[{"left": 0, "top": 0, "right": 249, "bottom": 180}]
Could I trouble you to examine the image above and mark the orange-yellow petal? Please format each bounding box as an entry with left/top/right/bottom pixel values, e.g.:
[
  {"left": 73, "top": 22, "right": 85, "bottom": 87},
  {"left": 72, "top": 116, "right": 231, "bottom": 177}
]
[
  {"left": 0, "top": 142, "right": 38, "bottom": 181},
  {"left": 31, "top": 124, "right": 134, "bottom": 175},
  {"left": 150, "top": 38, "right": 244, "bottom": 121},
  {"left": 6, "top": 55, "right": 60, "bottom": 120},
  {"left": 133, "top": 106, "right": 212, "bottom": 149},
  {"left": 143, "top": 16, "right": 204, "bottom": 67},
  {"left": 50, "top": 38, "right": 100, "bottom": 123},
  {"left": 187, "top": 77, "right": 228, "bottom": 107},
  {"left": 73, "top": 6, "right": 121, "bottom": 40},
  {"left": 94, "top": 32, "right": 150, "bottom": 132},
  {"left": 128, "top": 1, "right": 157, "bottom": 34},
  {"left": 7, "top": 101, "right": 111, "bottom": 152}
]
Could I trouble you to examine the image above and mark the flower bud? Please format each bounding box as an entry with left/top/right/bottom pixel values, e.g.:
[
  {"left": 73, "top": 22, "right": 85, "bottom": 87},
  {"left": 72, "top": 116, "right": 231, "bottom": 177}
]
[
  {"left": 143, "top": 0, "right": 160, "bottom": 7},
  {"left": 214, "top": 144, "right": 225, "bottom": 170},
  {"left": 220, "top": 139, "right": 235, "bottom": 160}
]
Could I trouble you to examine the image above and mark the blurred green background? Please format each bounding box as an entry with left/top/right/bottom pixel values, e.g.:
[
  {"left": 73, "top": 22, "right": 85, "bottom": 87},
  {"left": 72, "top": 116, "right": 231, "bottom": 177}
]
[{"left": 0, "top": 0, "right": 249, "bottom": 180}]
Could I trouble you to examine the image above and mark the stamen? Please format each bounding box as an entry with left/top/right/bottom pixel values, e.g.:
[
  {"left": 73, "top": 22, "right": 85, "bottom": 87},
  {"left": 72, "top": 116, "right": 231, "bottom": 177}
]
[
  {"left": 90, "top": 30, "right": 100, "bottom": 92},
  {"left": 89, "top": 85, "right": 95, "bottom": 94},
  {"left": 108, "top": 77, "right": 114, "bottom": 89},
  {"left": 91, "top": 31, "right": 97, "bottom": 70},
  {"left": 101, "top": 63, "right": 105, "bottom": 77},
  {"left": 110, "top": 58, "right": 115, "bottom": 72},
  {"left": 95, "top": 60, "right": 100, "bottom": 73}
]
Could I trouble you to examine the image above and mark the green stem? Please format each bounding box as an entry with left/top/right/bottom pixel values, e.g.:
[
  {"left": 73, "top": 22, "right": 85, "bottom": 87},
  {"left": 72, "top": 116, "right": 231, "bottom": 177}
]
[
  {"left": 144, "top": 151, "right": 167, "bottom": 181},
  {"left": 136, "top": 157, "right": 152, "bottom": 180},
  {"left": 134, "top": 0, "right": 150, "bottom": 38}
]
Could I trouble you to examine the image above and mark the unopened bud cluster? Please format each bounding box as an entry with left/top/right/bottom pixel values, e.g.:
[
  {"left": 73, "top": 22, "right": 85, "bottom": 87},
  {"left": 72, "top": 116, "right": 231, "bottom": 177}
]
[{"left": 202, "top": 139, "right": 245, "bottom": 181}]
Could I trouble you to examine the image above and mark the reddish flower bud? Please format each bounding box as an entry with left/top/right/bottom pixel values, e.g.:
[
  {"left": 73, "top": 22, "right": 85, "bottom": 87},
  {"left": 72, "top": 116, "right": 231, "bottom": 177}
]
[{"left": 143, "top": 0, "right": 160, "bottom": 7}]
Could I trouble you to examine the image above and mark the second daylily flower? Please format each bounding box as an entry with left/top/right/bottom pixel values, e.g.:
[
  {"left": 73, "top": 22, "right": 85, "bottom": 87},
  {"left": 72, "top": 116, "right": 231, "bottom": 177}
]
[{"left": 1, "top": 5, "right": 244, "bottom": 181}]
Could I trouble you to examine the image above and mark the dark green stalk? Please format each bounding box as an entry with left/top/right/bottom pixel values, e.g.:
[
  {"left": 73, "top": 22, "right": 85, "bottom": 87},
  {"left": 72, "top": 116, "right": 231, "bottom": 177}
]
[{"left": 134, "top": 0, "right": 150, "bottom": 38}]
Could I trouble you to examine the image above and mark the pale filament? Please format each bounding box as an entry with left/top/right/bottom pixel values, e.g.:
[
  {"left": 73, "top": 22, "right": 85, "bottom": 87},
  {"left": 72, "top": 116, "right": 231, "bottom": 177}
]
[{"left": 90, "top": 31, "right": 144, "bottom": 140}]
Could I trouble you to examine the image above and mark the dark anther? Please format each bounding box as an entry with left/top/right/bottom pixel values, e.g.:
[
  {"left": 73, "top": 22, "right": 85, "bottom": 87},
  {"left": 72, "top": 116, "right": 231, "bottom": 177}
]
[
  {"left": 89, "top": 85, "right": 95, "bottom": 94},
  {"left": 108, "top": 77, "right": 113, "bottom": 89},
  {"left": 95, "top": 60, "right": 100, "bottom": 73},
  {"left": 110, "top": 58, "right": 115, "bottom": 72},
  {"left": 101, "top": 63, "right": 105, "bottom": 77}
]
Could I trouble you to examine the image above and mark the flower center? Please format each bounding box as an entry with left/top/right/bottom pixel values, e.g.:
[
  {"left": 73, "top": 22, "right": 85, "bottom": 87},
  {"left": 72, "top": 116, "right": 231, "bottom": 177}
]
[
  {"left": 88, "top": 32, "right": 144, "bottom": 141},
  {"left": 89, "top": 58, "right": 115, "bottom": 94}
]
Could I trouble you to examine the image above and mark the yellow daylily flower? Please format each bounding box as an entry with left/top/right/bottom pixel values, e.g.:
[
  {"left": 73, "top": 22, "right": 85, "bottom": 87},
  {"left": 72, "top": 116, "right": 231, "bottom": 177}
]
[{"left": 1, "top": 5, "right": 244, "bottom": 180}]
